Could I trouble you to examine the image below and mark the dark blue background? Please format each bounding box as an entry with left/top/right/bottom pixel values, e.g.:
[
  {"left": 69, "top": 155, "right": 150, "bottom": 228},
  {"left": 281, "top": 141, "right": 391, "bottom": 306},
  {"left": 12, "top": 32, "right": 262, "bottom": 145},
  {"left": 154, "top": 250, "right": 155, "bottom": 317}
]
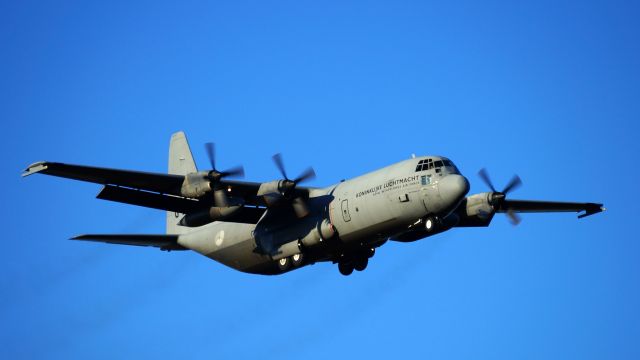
[{"left": 2, "top": 1, "right": 638, "bottom": 358}]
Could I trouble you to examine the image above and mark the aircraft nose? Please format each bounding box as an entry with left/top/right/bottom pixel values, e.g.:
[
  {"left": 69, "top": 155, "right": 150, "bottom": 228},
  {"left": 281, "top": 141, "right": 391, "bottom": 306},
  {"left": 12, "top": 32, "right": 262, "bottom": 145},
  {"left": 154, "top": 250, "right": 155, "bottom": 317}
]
[{"left": 438, "top": 174, "right": 470, "bottom": 202}]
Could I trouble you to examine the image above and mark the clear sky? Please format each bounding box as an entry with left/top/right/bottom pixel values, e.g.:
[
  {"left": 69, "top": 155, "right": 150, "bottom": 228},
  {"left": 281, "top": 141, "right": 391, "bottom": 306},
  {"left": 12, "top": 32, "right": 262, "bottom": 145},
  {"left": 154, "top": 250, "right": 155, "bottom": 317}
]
[{"left": 2, "top": 1, "right": 639, "bottom": 359}]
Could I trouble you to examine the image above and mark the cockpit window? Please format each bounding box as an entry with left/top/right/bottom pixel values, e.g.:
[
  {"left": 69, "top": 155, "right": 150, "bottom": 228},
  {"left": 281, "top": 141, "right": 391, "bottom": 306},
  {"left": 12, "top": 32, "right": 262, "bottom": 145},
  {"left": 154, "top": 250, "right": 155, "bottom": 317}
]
[
  {"left": 416, "top": 158, "right": 435, "bottom": 172},
  {"left": 417, "top": 158, "right": 459, "bottom": 173}
]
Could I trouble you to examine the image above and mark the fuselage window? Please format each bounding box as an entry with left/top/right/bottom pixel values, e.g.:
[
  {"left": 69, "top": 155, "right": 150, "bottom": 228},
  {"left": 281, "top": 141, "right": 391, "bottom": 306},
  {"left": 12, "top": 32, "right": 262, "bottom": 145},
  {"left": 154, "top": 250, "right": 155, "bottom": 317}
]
[{"left": 434, "top": 160, "right": 444, "bottom": 168}]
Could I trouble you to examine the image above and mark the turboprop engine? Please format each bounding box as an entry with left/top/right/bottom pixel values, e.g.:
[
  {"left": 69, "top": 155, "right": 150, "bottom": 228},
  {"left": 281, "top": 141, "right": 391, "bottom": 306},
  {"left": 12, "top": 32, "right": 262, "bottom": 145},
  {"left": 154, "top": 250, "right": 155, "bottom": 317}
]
[
  {"left": 175, "top": 142, "right": 247, "bottom": 227},
  {"left": 256, "top": 153, "right": 316, "bottom": 218},
  {"left": 180, "top": 172, "right": 213, "bottom": 198}
]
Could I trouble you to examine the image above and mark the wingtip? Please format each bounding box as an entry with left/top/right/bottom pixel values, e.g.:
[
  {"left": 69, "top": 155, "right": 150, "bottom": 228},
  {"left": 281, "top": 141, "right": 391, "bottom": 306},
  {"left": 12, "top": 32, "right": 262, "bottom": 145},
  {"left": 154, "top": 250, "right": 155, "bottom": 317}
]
[
  {"left": 578, "top": 203, "right": 605, "bottom": 219},
  {"left": 22, "top": 161, "right": 48, "bottom": 177}
]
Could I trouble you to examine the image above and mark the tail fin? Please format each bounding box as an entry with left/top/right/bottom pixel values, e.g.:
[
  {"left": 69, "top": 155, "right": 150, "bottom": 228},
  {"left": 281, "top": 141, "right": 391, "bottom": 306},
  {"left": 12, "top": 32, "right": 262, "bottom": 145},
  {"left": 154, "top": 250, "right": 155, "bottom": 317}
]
[{"left": 166, "top": 131, "right": 197, "bottom": 234}]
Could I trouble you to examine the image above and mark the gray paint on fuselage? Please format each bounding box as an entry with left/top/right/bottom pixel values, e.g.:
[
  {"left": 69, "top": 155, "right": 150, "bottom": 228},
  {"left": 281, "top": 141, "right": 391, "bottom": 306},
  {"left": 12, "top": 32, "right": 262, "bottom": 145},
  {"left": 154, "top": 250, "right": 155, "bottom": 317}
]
[{"left": 177, "top": 155, "right": 468, "bottom": 275}]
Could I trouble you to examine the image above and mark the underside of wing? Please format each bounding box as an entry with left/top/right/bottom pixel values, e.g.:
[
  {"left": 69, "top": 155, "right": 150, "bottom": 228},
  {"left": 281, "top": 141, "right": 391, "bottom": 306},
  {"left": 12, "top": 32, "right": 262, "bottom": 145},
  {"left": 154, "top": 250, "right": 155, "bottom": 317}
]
[
  {"left": 71, "top": 234, "right": 186, "bottom": 250},
  {"left": 498, "top": 200, "right": 605, "bottom": 218},
  {"left": 96, "top": 185, "right": 200, "bottom": 213},
  {"left": 23, "top": 161, "right": 306, "bottom": 224}
]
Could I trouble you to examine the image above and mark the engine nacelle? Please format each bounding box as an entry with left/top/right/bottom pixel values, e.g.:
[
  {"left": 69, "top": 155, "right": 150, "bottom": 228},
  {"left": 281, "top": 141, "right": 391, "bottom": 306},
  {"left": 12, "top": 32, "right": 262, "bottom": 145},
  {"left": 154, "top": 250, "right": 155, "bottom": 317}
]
[
  {"left": 454, "top": 192, "right": 496, "bottom": 227},
  {"left": 393, "top": 193, "right": 496, "bottom": 242},
  {"left": 179, "top": 205, "right": 242, "bottom": 227},
  {"left": 256, "top": 179, "right": 295, "bottom": 206},
  {"left": 180, "top": 172, "right": 212, "bottom": 198}
]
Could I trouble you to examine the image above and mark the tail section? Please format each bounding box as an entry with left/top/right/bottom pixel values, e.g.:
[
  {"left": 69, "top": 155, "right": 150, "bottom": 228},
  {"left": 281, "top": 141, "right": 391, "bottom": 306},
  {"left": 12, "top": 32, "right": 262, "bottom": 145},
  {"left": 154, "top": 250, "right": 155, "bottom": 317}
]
[{"left": 166, "top": 131, "right": 197, "bottom": 234}]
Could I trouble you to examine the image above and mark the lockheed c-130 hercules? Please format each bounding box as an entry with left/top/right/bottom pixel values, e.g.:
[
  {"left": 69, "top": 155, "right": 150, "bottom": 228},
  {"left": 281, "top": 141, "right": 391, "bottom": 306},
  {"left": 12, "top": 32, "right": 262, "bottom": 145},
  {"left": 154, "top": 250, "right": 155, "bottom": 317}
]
[{"left": 23, "top": 132, "right": 605, "bottom": 276}]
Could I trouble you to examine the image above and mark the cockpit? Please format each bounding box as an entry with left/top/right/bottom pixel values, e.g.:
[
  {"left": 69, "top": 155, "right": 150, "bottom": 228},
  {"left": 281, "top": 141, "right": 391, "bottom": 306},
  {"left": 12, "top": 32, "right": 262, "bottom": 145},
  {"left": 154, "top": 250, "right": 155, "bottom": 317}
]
[
  {"left": 415, "top": 158, "right": 459, "bottom": 174},
  {"left": 415, "top": 157, "right": 460, "bottom": 186}
]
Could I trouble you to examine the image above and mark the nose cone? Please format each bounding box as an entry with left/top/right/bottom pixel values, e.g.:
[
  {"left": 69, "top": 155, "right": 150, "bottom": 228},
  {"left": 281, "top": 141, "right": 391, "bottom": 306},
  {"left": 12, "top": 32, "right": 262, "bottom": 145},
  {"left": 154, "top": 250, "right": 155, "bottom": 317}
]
[{"left": 438, "top": 174, "right": 470, "bottom": 204}]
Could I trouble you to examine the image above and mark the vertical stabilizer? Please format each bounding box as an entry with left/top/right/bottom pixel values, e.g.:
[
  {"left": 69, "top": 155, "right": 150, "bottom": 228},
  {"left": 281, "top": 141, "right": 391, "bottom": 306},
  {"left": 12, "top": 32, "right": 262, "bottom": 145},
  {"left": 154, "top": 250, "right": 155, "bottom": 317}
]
[{"left": 167, "top": 131, "right": 197, "bottom": 234}]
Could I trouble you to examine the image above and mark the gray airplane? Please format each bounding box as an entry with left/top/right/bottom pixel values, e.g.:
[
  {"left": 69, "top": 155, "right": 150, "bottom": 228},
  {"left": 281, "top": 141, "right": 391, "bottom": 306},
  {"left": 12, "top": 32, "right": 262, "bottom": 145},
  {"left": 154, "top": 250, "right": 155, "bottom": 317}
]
[{"left": 23, "top": 132, "right": 605, "bottom": 276}]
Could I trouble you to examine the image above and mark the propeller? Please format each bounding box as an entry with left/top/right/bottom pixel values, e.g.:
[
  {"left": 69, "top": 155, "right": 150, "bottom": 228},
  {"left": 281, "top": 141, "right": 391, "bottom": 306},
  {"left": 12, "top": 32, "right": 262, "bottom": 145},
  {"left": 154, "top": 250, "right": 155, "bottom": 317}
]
[
  {"left": 204, "top": 142, "right": 245, "bottom": 207},
  {"left": 204, "top": 143, "right": 245, "bottom": 180},
  {"left": 272, "top": 153, "right": 316, "bottom": 217},
  {"left": 478, "top": 168, "right": 522, "bottom": 225},
  {"left": 272, "top": 153, "right": 316, "bottom": 186}
]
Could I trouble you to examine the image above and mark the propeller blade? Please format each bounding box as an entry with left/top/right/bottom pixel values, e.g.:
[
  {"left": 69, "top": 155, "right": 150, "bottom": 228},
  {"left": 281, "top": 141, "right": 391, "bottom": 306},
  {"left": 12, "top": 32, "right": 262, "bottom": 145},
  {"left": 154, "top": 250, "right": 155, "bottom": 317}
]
[
  {"left": 272, "top": 153, "right": 288, "bottom": 180},
  {"left": 214, "top": 189, "right": 229, "bottom": 207},
  {"left": 502, "top": 175, "right": 522, "bottom": 195},
  {"left": 220, "top": 165, "right": 245, "bottom": 179},
  {"left": 292, "top": 197, "right": 310, "bottom": 218},
  {"left": 478, "top": 168, "right": 497, "bottom": 193},
  {"left": 204, "top": 142, "right": 216, "bottom": 170},
  {"left": 294, "top": 167, "right": 316, "bottom": 184},
  {"left": 506, "top": 209, "right": 521, "bottom": 226}
]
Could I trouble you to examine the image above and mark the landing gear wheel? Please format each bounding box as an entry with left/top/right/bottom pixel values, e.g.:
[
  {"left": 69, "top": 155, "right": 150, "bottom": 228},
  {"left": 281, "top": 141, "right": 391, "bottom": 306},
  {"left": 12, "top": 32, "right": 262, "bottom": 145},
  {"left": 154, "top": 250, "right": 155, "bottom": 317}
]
[
  {"left": 354, "top": 257, "right": 368, "bottom": 272},
  {"left": 338, "top": 262, "right": 354, "bottom": 276},
  {"left": 367, "top": 248, "right": 375, "bottom": 258},
  {"left": 291, "top": 253, "right": 304, "bottom": 268},
  {"left": 277, "top": 257, "right": 291, "bottom": 272},
  {"left": 425, "top": 216, "right": 437, "bottom": 233}
]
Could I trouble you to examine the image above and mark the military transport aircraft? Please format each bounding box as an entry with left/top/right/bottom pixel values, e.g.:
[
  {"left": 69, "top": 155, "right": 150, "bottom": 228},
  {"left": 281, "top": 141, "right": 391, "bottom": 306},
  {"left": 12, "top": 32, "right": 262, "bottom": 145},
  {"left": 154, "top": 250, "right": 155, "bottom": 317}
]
[{"left": 23, "top": 132, "right": 605, "bottom": 276}]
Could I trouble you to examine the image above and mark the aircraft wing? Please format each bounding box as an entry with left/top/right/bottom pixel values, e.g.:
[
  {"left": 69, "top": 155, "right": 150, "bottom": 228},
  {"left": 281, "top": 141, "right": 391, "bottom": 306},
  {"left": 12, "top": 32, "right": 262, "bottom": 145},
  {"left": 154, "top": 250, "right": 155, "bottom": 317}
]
[
  {"left": 71, "top": 234, "right": 186, "bottom": 250},
  {"left": 22, "top": 161, "right": 288, "bottom": 221},
  {"left": 497, "top": 200, "right": 605, "bottom": 218},
  {"left": 22, "top": 161, "right": 185, "bottom": 195}
]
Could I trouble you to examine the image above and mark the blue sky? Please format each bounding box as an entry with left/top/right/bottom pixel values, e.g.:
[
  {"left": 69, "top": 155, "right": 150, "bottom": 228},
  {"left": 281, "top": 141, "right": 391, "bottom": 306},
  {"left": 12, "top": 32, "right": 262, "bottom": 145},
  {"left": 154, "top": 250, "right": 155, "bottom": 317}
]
[{"left": 2, "top": 0, "right": 639, "bottom": 358}]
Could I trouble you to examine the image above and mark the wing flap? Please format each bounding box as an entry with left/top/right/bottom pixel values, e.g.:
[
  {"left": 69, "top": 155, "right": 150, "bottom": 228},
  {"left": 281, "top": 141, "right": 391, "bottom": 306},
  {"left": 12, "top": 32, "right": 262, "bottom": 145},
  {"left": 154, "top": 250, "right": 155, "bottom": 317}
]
[{"left": 71, "top": 234, "right": 186, "bottom": 250}]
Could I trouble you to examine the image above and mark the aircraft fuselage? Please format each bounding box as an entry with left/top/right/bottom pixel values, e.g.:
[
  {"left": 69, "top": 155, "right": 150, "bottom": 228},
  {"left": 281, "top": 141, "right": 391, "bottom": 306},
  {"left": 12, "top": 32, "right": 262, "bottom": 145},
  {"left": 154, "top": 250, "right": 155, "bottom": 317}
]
[{"left": 178, "top": 156, "right": 470, "bottom": 275}]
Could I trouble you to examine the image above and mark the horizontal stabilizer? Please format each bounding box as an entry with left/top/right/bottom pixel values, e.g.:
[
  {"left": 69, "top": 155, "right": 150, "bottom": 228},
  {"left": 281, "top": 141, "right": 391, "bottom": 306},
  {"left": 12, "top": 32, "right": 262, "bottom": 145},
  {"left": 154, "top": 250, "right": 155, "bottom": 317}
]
[{"left": 71, "top": 234, "right": 186, "bottom": 251}]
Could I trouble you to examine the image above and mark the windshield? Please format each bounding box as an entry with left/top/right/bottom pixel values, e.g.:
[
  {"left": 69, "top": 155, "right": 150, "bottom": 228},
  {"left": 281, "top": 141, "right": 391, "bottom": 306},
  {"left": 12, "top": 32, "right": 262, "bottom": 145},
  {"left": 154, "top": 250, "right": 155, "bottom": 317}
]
[{"left": 415, "top": 158, "right": 459, "bottom": 173}]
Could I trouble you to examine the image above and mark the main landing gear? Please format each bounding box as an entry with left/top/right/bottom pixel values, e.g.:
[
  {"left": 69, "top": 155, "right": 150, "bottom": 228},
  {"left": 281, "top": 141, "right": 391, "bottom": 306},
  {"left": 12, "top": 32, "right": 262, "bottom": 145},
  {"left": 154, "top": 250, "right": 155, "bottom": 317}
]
[{"left": 337, "top": 248, "right": 374, "bottom": 276}]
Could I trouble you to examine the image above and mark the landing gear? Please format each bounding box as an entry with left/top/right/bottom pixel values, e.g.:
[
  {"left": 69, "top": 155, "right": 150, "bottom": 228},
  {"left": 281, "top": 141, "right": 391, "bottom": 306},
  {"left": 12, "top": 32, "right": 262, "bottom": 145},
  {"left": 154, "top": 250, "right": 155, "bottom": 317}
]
[
  {"left": 354, "top": 257, "right": 368, "bottom": 272},
  {"left": 337, "top": 248, "right": 373, "bottom": 276},
  {"left": 338, "top": 262, "right": 354, "bottom": 276}
]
